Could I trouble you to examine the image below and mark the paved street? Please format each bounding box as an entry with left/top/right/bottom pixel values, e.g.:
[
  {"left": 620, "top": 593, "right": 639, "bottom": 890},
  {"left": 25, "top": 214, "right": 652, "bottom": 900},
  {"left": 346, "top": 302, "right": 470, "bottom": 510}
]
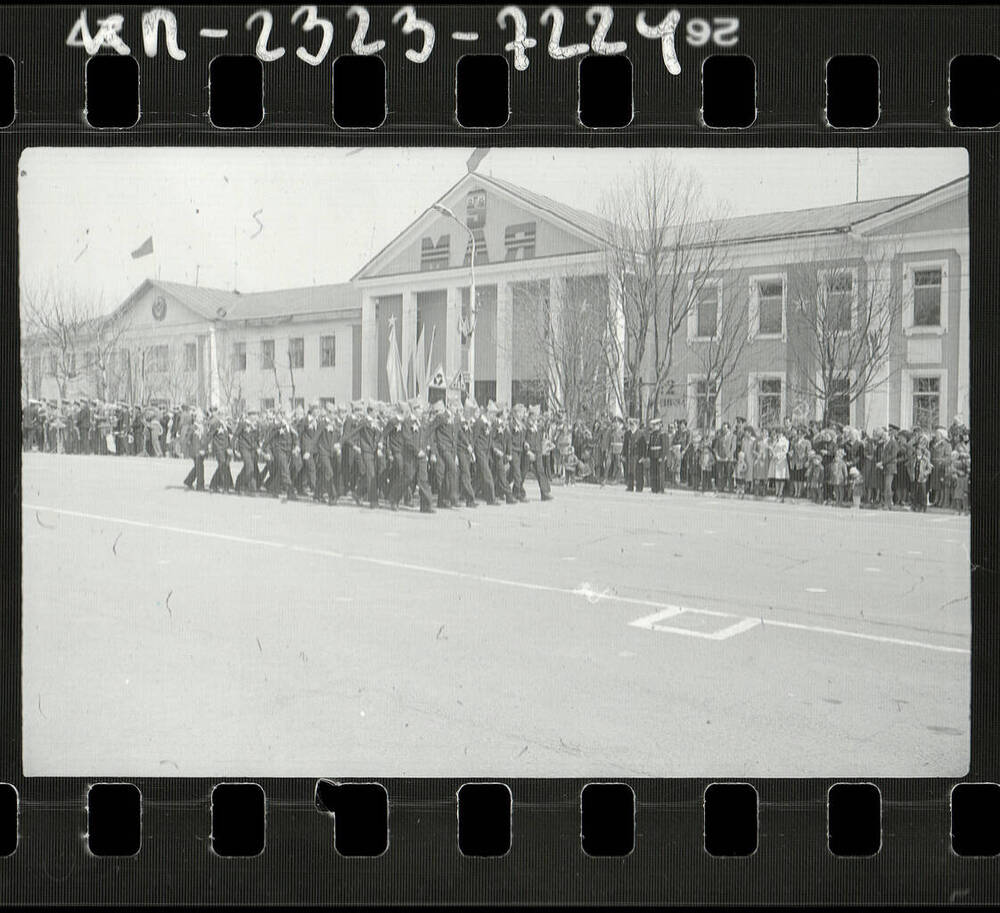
[{"left": 21, "top": 452, "right": 970, "bottom": 778}]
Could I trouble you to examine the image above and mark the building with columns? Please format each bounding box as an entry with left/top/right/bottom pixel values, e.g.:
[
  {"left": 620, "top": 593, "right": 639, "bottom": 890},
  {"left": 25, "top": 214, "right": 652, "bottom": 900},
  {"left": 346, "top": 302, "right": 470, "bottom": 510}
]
[{"left": 23, "top": 170, "right": 968, "bottom": 431}]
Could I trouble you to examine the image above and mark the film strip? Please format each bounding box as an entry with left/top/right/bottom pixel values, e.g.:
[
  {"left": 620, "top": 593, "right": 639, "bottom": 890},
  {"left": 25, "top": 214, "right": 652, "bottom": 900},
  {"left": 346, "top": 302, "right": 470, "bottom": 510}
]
[{"left": 2, "top": 4, "right": 998, "bottom": 906}]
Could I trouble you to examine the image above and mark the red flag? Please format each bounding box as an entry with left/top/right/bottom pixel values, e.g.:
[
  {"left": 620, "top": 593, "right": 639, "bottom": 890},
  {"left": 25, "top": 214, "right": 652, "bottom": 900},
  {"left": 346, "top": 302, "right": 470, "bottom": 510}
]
[{"left": 130, "top": 236, "right": 154, "bottom": 259}]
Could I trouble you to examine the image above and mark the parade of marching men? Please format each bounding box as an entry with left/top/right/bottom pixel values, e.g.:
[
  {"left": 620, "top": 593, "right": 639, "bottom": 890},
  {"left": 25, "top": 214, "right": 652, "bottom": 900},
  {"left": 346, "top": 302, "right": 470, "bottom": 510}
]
[{"left": 21, "top": 392, "right": 969, "bottom": 514}]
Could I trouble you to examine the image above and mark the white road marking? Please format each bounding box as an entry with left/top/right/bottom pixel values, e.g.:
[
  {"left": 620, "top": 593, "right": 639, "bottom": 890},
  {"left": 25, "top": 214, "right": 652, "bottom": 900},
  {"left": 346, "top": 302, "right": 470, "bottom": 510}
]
[
  {"left": 864, "top": 567, "right": 881, "bottom": 573},
  {"left": 805, "top": 587, "right": 827, "bottom": 593},
  {"left": 628, "top": 607, "right": 761, "bottom": 641},
  {"left": 24, "top": 503, "right": 969, "bottom": 656}
]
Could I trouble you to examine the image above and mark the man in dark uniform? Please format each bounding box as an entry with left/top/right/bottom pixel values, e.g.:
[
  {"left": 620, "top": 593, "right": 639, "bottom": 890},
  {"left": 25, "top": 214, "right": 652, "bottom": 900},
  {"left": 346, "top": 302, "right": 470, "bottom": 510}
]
[
  {"left": 298, "top": 404, "right": 322, "bottom": 497},
  {"left": 492, "top": 404, "right": 515, "bottom": 505},
  {"left": 75, "top": 399, "right": 91, "bottom": 455},
  {"left": 357, "top": 402, "right": 381, "bottom": 509},
  {"left": 473, "top": 401, "right": 496, "bottom": 504},
  {"left": 315, "top": 404, "right": 342, "bottom": 504},
  {"left": 207, "top": 406, "right": 234, "bottom": 492},
  {"left": 409, "top": 401, "right": 436, "bottom": 512},
  {"left": 647, "top": 416, "right": 665, "bottom": 493},
  {"left": 131, "top": 406, "right": 147, "bottom": 456},
  {"left": 431, "top": 399, "right": 456, "bottom": 509},
  {"left": 264, "top": 407, "right": 299, "bottom": 501},
  {"left": 457, "top": 402, "right": 478, "bottom": 507},
  {"left": 673, "top": 418, "right": 692, "bottom": 488},
  {"left": 508, "top": 404, "right": 528, "bottom": 502},
  {"left": 383, "top": 403, "right": 408, "bottom": 510},
  {"left": 632, "top": 419, "right": 648, "bottom": 492},
  {"left": 233, "top": 409, "right": 260, "bottom": 494},
  {"left": 183, "top": 409, "right": 208, "bottom": 491},
  {"left": 525, "top": 404, "right": 553, "bottom": 501}
]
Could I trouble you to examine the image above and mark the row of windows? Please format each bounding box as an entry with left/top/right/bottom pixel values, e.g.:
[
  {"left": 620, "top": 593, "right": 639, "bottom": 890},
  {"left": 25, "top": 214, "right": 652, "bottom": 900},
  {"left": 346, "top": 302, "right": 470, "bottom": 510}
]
[
  {"left": 232, "top": 336, "right": 336, "bottom": 372},
  {"left": 689, "top": 373, "right": 945, "bottom": 431},
  {"left": 690, "top": 266, "right": 946, "bottom": 341}
]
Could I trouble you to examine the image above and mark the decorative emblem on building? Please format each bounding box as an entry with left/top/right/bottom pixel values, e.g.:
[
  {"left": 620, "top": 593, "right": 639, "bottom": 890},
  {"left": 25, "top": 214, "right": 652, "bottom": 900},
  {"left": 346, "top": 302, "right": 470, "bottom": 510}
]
[{"left": 152, "top": 295, "right": 167, "bottom": 321}]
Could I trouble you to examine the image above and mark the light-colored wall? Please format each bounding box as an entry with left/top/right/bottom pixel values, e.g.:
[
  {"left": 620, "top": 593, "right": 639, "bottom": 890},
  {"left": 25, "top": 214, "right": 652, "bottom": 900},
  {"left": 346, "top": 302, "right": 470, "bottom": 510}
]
[{"left": 372, "top": 186, "right": 599, "bottom": 278}]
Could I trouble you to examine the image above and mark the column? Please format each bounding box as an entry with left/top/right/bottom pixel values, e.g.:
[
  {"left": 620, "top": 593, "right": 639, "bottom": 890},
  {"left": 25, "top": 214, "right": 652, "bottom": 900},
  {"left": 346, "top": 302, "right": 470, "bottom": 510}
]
[
  {"left": 956, "top": 249, "right": 969, "bottom": 423},
  {"left": 496, "top": 281, "right": 513, "bottom": 406},
  {"left": 360, "top": 291, "right": 378, "bottom": 399},
  {"left": 207, "top": 323, "right": 220, "bottom": 408},
  {"left": 445, "top": 286, "right": 461, "bottom": 380},
  {"left": 401, "top": 291, "right": 418, "bottom": 397}
]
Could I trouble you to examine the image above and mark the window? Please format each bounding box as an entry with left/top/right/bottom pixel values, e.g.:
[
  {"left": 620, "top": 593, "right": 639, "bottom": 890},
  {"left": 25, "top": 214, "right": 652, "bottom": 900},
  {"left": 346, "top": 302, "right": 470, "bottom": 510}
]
[
  {"left": 184, "top": 342, "right": 197, "bottom": 372},
  {"left": 824, "top": 273, "right": 853, "bottom": 332},
  {"left": 693, "top": 378, "right": 719, "bottom": 430},
  {"left": 320, "top": 335, "right": 336, "bottom": 368},
  {"left": 232, "top": 341, "right": 246, "bottom": 372},
  {"left": 290, "top": 397, "right": 305, "bottom": 411},
  {"left": 913, "top": 268, "right": 942, "bottom": 327},
  {"left": 827, "top": 375, "right": 851, "bottom": 426},
  {"left": 319, "top": 396, "right": 337, "bottom": 410},
  {"left": 261, "top": 339, "right": 275, "bottom": 369},
  {"left": 420, "top": 235, "right": 450, "bottom": 271},
  {"left": 151, "top": 345, "right": 169, "bottom": 372},
  {"left": 505, "top": 222, "right": 536, "bottom": 261},
  {"left": 758, "top": 377, "right": 783, "bottom": 428},
  {"left": 912, "top": 376, "right": 941, "bottom": 429},
  {"left": 260, "top": 397, "right": 275, "bottom": 411},
  {"left": 757, "top": 279, "right": 784, "bottom": 336},
  {"left": 288, "top": 337, "right": 304, "bottom": 369},
  {"left": 695, "top": 285, "right": 719, "bottom": 338},
  {"left": 47, "top": 352, "right": 57, "bottom": 375}
]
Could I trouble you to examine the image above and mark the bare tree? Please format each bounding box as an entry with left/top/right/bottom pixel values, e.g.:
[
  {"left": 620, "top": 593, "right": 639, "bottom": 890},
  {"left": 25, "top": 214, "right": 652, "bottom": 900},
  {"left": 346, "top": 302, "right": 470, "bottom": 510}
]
[
  {"left": 788, "top": 238, "right": 899, "bottom": 426},
  {"left": 21, "top": 281, "right": 92, "bottom": 401},
  {"left": 685, "top": 272, "right": 751, "bottom": 430},
  {"left": 601, "top": 157, "right": 731, "bottom": 418},
  {"left": 85, "top": 305, "right": 134, "bottom": 401},
  {"left": 513, "top": 274, "right": 608, "bottom": 422},
  {"left": 216, "top": 341, "right": 246, "bottom": 413}
]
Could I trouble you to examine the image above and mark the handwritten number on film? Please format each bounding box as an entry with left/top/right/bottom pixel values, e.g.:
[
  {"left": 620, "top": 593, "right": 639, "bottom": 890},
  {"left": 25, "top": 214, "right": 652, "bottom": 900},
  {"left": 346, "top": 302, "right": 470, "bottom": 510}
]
[{"left": 66, "top": 7, "right": 737, "bottom": 73}]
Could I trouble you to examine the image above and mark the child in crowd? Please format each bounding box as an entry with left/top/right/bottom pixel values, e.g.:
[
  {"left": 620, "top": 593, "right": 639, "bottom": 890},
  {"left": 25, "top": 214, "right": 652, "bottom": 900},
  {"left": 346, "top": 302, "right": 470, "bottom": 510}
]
[
  {"left": 849, "top": 466, "right": 864, "bottom": 509},
  {"left": 952, "top": 455, "right": 969, "bottom": 514},
  {"left": 734, "top": 447, "right": 748, "bottom": 499},
  {"left": 699, "top": 438, "right": 716, "bottom": 492},
  {"left": 829, "top": 449, "right": 848, "bottom": 506},
  {"left": 807, "top": 453, "right": 825, "bottom": 504},
  {"left": 913, "top": 443, "right": 932, "bottom": 512}
]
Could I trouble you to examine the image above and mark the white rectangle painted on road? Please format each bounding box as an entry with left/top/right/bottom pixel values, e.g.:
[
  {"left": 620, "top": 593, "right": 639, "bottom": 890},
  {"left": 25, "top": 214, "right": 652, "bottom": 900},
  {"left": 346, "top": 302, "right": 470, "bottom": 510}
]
[{"left": 629, "top": 607, "right": 761, "bottom": 641}]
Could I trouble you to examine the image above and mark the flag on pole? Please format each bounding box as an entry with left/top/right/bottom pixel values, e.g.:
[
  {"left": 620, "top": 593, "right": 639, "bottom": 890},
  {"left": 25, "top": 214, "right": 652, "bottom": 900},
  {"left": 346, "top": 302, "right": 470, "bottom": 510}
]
[
  {"left": 466, "top": 148, "right": 489, "bottom": 173},
  {"left": 385, "top": 317, "right": 406, "bottom": 403},
  {"left": 412, "top": 323, "right": 425, "bottom": 396},
  {"left": 424, "top": 325, "right": 437, "bottom": 392},
  {"left": 130, "top": 236, "right": 154, "bottom": 259}
]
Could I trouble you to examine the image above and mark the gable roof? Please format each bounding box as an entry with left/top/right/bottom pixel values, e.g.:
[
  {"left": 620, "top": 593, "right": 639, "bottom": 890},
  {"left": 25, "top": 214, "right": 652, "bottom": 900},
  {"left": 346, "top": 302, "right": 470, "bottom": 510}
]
[
  {"left": 116, "top": 278, "right": 360, "bottom": 324},
  {"left": 352, "top": 170, "right": 967, "bottom": 280}
]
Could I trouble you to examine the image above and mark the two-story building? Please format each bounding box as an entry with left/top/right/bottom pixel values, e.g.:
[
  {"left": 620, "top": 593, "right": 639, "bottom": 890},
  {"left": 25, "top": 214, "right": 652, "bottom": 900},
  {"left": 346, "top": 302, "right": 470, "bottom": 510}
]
[{"left": 22, "top": 169, "right": 968, "bottom": 432}]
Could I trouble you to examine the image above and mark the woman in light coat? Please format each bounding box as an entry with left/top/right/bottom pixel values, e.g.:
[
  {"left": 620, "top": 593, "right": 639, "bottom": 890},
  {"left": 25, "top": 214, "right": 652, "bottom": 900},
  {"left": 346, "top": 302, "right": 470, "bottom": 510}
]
[{"left": 769, "top": 429, "right": 790, "bottom": 501}]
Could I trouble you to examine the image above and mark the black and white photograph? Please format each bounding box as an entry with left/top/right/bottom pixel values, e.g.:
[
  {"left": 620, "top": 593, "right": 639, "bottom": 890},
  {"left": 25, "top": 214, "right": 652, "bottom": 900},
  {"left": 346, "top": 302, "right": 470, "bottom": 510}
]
[{"left": 19, "top": 145, "right": 970, "bottom": 778}]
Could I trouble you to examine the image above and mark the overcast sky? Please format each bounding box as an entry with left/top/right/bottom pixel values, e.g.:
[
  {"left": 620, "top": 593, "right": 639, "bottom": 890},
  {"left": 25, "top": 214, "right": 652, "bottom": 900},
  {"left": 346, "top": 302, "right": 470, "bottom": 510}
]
[{"left": 19, "top": 146, "right": 967, "bottom": 311}]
